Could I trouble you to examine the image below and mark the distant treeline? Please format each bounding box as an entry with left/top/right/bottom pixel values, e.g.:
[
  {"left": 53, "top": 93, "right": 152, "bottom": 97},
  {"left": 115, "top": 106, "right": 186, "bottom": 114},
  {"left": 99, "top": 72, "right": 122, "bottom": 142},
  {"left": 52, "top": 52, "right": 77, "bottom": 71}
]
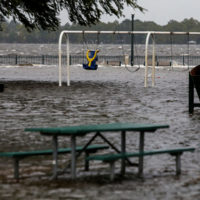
[{"left": 1, "top": 18, "right": 200, "bottom": 44}]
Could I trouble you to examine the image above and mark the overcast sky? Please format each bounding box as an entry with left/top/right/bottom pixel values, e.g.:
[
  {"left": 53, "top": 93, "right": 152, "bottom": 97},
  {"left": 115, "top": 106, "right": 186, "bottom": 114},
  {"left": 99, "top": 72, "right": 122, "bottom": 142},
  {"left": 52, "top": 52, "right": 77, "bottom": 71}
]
[{"left": 60, "top": 0, "right": 200, "bottom": 25}]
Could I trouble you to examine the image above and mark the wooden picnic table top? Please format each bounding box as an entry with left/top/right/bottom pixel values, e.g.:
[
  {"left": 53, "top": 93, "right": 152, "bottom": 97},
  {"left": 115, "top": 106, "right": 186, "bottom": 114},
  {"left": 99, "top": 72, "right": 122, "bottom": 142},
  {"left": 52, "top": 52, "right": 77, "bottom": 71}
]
[{"left": 24, "top": 122, "right": 169, "bottom": 136}]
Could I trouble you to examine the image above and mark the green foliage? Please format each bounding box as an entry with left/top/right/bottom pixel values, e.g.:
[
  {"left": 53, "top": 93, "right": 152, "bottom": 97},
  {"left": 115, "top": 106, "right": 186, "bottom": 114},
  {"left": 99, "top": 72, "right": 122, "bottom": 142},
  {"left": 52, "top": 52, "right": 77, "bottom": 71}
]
[
  {"left": 0, "top": 0, "right": 60, "bottom": 31},
  {"left": 0, "top": 0, "right": 143, "bottom": 31},
  {"left": 1, "top": 18, "right": 200, "bottom": 44}
]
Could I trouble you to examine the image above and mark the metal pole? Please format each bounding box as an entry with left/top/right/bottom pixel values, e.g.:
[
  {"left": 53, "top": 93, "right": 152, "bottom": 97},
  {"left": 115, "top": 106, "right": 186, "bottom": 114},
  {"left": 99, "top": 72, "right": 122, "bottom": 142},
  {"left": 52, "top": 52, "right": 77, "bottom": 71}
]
[
  {"left": 66, "top": 35, "right": 70, "bottom": 86},
  {"left": 14, "top": 158, "right": 19, "bottom": 180},
  {"left": 58, "top": 31, "right": 64, "bottom": 86},
  {"left": 187, "top": 33, "right": 190, "bottom": 68},
  {"left": 59, "top": 30, "right": 200, "bottom": 36},
  {"left": 110, "top": 161, "right": 115, "bottom": 181},
  {"left": 145, "top": 32, "right": 151, "bottom": 87},
  {"left": 152, "top": 35, "right": 156, "bottom": 87},
  {"left": 58, "top": 30, "right": 200, "bottom": 87},
  {"left": 170, "top": 33, "right": 173, "bottom": 68},
  {"left": 52, "top": 135, "right": 58, "bottom": 179},
  {"left": 15, "top": 55, "right": 18, "bottom": 65},
  {"left": 121, "top": 131, "right": 126, "bottom": 175},
  {"left": 138, "top": 131, "right": 145, "bottom": 177},
  {"left": 176, "top": 154, "right": 181, "bottom": 175},
  {"left": 0, "top": 84, "right": 4, "bottom": 92},
  {"left": 42, "top": 55, "right": 45, "bottom": 64},
  {"left": 189, "top": 72, "right": 194, "bottom": 114},
  {"left": 71, "top": 135, "right": 76, "bottom": 179},
  {"left": 131, "top": 14, "right": 135, "bottom": 66}
]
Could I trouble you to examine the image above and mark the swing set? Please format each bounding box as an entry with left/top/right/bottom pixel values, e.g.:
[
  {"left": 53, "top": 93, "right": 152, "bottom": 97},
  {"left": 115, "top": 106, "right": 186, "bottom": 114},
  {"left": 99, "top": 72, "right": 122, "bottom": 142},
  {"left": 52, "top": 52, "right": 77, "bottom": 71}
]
[
  {"left": 83, "top": 49, "right": 99, "bottom": 70},
  {"left": 58, "top": 30, "right": 200, "bottom": 87},
  {"left": 82, "top": 32, "right": 100, "bottom": 70},
  {"left": 169, "top": 32, "right": 190, "bottom": 70}
]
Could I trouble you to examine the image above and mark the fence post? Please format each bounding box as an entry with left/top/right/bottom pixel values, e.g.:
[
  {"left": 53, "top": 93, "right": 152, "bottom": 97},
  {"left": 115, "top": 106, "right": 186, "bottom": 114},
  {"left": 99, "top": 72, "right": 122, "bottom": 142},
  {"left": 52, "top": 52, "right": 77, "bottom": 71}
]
[
  {"left": 189, "top": 72, "right": 194, "bottom": 114},
  {"left": 42, "top": 55, "right": 45, "bottom": 64},
  {"left": 0, "top": 84, "right": 4, "bottom": 92},
  {"left": 15, "top": 55, "right": 18, "bottom": 65},
  {"left": 70, "top": 55, "right": 72, "bottom": 65}
]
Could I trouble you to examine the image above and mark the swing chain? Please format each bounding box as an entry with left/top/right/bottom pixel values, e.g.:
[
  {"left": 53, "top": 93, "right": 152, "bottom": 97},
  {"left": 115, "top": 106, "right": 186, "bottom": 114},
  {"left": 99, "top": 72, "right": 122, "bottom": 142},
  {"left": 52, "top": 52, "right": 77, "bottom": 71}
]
[
  {"left": 170, "top": 32, "right": 173, "bottom": 68},
  {"left": 187, "top": 32, "right": 190, "bottom": 68},
  {"left": 170, "top": 31, "right": 190, "bottom": 70}
]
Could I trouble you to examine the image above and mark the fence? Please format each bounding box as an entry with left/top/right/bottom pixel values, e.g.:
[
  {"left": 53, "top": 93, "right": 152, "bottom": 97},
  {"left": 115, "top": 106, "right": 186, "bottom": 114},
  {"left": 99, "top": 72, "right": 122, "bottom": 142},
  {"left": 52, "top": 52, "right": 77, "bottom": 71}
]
[{"left": 0, "top": 54, "right": 199, "bottom": 66}]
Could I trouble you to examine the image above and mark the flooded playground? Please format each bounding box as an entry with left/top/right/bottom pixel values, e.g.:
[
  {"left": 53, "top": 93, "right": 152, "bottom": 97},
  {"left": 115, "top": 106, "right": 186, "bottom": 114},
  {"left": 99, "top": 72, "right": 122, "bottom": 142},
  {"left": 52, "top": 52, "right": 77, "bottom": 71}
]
[{"left": 0, "top": 64, "right": 199, "bottom": 199}]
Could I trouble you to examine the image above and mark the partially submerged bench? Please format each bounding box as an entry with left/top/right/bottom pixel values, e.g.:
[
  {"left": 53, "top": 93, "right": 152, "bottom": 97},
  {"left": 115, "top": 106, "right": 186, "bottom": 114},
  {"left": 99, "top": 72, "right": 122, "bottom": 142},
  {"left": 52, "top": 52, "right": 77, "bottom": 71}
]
[
  {"left": 86, "top": 147, "right": 195, "bottom": 181},
  {"left": 0, "top": 144, "right": 109, "bottom": 179},
  {"left": 157, "top": 61, "right": 171, "bottom": 66},
  {"left": 25, "top": 122, "right": 170, "bottom": 180},
  {"left": 106, "top": 60, "right": 121, "bottom": 66}
]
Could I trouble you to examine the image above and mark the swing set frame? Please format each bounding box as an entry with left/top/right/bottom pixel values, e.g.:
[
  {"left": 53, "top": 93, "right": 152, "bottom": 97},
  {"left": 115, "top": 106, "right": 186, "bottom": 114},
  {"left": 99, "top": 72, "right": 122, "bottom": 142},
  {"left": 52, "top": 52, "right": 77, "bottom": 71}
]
[{"left": 58, "top": 30, "right": 200, "bottom": 87}]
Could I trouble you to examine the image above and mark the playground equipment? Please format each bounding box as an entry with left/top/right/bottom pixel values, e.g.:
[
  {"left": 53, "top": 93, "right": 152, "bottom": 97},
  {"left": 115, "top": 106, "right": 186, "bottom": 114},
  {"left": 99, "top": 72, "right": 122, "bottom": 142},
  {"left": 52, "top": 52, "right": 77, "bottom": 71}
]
[
  {"left": 58, "top": 30, "right": 156, "bottom": 87},
  {"left": 189, "top": 65, "right": 200, "bottom": 113},
  {"left": 58, "top": 31, "right": 200, "bottom": 87},
  {"left": 83, "top": 49, "right": 99, "bottom": 70},
  {"left": 169, "top": 33, "right": 190, "bottom": 70}
]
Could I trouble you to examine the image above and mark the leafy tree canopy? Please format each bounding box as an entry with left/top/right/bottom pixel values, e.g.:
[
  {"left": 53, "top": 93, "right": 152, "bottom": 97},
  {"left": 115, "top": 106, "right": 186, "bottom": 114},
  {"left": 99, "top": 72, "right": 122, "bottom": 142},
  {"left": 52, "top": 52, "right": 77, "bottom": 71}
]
[{"left": 0, "top": 0, "right": 143, "bottom": 31}]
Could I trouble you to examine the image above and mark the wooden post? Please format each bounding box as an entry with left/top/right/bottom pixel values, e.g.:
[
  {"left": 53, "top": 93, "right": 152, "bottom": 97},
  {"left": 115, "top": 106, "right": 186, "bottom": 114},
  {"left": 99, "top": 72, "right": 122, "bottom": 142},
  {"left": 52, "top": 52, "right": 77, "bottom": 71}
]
[
  {"left": 189, "top": 72, "right": 194, "bottom": 114},
  {"left": 0, "top": 84, "right": 4, "bottom": 92}
]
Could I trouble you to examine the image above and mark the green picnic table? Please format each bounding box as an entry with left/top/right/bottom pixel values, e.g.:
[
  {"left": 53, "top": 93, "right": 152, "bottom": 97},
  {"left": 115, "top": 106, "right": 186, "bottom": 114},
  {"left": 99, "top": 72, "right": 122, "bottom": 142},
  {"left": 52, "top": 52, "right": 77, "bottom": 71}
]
[{"left": 25, "top": 122, "right": 169, "bottom": 179}]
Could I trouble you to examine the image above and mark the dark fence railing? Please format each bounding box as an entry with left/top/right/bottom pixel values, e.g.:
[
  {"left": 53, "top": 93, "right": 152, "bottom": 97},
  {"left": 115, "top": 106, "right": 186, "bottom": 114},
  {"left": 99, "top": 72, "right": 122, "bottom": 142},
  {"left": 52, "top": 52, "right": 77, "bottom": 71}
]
[{"left": 0, "top": 54, "right": 199, "bottom": 66}]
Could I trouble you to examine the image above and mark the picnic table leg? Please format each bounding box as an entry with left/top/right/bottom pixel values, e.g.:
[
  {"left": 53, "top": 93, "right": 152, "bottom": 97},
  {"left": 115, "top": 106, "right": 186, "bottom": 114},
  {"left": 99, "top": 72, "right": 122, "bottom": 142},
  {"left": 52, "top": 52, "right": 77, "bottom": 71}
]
[
  {"left": 52, "top": 135, "right": 58, "bottom": 179},
  {"left": 71, "top": 135, "right": 76, "bottom": 179},
  {"left": 110, "top": 161, "right": 116, "bottom": 181},
  {"left": 62, "top": 133, "right": 99, "bottom": 173},
  {"left": 138, "top": 131, "right": 145, "bottom": 177},
  {"left": 98, "top": 132, "right": 136, "bottom": 166},
  {"left": 175, "top": 154, "right": 181, "bottom": 175},
  {"left": 14, "top": 158, "right": 19, "bottom": 180},
  {"left": 85, "top": 151, "right": 90, "bottom": 171},
  {"left": 121, "top": 131, "right": 126, "bottom": 176}
]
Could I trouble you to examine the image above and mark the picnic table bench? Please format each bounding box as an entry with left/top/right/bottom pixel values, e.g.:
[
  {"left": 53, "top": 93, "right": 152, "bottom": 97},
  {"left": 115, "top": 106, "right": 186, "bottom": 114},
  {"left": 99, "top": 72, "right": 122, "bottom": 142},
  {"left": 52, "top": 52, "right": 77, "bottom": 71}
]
[
  {"left": 25, "top": 122, "right": 170, "bottom": 180},
  {"left": 24, "top": 122, "right": 195, "bottom": 181},
  {"left": 0, "top": 144, "right": 109, "bottom": 180},
  {"left": 106, "top": 60, "right": 121, "bottom": 66},
  {"left": 86, "top": 147, "right": 195, "bottom": 180}
]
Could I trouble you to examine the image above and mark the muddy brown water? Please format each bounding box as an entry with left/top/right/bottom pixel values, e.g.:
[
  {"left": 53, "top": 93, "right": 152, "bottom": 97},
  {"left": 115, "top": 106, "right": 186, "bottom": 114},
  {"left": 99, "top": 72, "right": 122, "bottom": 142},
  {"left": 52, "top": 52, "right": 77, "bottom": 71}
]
[{"left": 0, "top": 65, "right": 199, "bottom": 200}]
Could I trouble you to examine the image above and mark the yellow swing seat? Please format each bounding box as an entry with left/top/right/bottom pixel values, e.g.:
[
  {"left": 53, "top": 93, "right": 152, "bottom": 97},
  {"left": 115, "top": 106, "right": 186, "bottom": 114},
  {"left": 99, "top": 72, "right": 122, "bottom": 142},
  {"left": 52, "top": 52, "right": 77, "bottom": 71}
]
[{"left": 83, "top": 50, "right": 99, "bottom": 70}]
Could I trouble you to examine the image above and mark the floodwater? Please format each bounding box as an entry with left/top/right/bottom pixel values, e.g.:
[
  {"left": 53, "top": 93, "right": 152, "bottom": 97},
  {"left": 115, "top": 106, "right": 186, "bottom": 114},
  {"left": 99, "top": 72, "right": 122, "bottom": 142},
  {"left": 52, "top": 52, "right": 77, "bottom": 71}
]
[
  {"left": 0, "top": 63, "right": 200, "bottom": 199},
  {"left": 1, "top": 43, "right": 200, "bottom": 56}
]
